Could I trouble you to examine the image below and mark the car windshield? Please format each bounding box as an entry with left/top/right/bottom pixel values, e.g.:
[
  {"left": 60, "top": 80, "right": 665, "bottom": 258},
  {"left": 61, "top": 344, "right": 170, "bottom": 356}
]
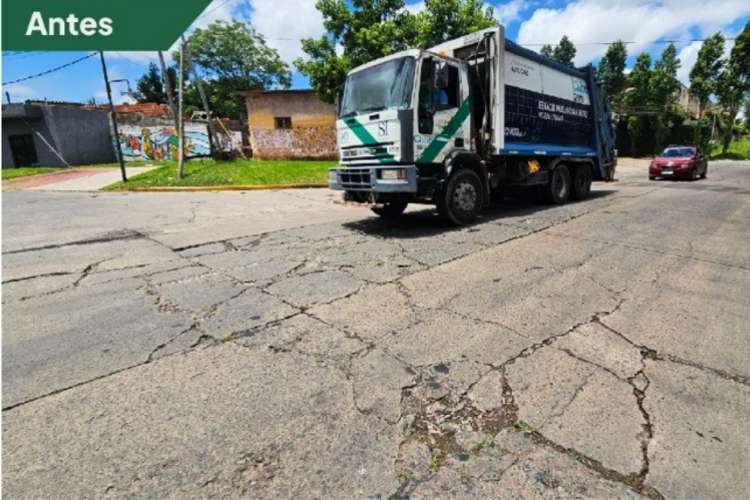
[
  {"left": 339, "top": 57, "right": 415, "bottom": 118},
  {"left": 661, "top": 147, "right": 695, "bottom": 157}
]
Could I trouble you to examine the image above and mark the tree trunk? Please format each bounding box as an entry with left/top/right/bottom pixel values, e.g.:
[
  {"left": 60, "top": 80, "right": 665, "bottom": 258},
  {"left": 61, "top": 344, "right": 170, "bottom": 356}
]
[{"left": 722, "top": 108, "right": 738, "bottom": 155}]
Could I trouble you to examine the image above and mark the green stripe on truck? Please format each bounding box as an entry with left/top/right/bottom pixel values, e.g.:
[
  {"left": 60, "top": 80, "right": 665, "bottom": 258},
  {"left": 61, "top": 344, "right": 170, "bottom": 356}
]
[{"left": 417, "top": 98, "right": 471, "bottom": 163}]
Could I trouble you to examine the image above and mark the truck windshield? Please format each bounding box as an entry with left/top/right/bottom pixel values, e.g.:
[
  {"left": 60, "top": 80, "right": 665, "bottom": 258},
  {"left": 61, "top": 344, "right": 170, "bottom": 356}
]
[{"left": 339, "top": 57, "right": 415, "bottom": 118}]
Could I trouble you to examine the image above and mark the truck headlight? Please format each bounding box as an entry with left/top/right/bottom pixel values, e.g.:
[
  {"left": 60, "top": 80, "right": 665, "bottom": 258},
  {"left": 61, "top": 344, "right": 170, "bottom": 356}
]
[{"left": 380, "top": 168, "right": 406, "bottom": 180}]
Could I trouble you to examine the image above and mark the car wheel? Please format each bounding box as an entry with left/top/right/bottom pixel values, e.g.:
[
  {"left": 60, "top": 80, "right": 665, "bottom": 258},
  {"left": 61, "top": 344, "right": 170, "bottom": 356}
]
[
  {"left": 437, "top": 168, "right": 483, "bottom": 225},
  {"left": 571, "top": 165, "right": 592, "bottom": 200},
  {"left": 649, "top": 176, "right": 656, "bottom": 180},
  {"left": 547, "top": 165, "right": 571, "bottom": 204},
  {"left": 371, "top": 201, "right": 408, "bottom": 219}
]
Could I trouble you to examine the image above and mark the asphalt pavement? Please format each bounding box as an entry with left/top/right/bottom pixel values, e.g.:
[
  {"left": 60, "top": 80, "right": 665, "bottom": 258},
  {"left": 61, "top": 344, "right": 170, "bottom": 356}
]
[{"left": 2, "top": 159, "right": 749, "bottom": 498}]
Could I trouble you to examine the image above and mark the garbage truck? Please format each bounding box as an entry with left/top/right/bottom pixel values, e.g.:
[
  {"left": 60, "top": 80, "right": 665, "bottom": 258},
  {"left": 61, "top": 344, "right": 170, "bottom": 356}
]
[{"left": 329, "top": 26, "right": 617, "bottom": 225}]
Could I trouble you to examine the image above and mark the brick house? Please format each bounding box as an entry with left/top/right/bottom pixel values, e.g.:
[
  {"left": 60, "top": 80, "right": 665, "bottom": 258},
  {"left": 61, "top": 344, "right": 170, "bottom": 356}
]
[{"left": 239, "top": 89, "right": 337, "bottom": 160}]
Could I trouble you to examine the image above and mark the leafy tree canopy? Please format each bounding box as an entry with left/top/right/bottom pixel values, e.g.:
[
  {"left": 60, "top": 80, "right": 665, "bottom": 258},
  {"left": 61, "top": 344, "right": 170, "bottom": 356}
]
[
  {"left": 688, "top": 32, "right": 725, "bottom": 115},
  {"left": 172, "top": 21, "right": 291, "bottom": 118},
  {"left": 553, "top": 35, "right": 577, "bottom": 67},
  {"left": 597, "top": 40, "right": 627, "bottom": 105},
  {"left": 538, "top": 35, "right": 577, "bottom": 67},
  {"left": 716, "top": 20, "right": 750, "bottom": 152},
  {"left": 296, "top": 0, "right": 496, "bottom": 103},
  {"left": 135, "top": 62, "right": 176, "bottom": 104},
  {"left": 650, "top": 42, "right": 681, "bottom": 109}
]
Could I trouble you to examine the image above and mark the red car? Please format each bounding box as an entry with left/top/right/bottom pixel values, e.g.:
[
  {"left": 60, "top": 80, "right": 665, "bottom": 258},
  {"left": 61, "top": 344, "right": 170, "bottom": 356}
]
[{"left": 649, "top": 146, "right": 708, "bottom": 180}]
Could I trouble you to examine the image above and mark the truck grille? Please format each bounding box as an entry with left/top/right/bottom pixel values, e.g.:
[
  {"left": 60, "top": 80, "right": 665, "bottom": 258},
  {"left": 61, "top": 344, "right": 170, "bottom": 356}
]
[{"left": 339, "top": 168, "right": 372, "bottom": 189}]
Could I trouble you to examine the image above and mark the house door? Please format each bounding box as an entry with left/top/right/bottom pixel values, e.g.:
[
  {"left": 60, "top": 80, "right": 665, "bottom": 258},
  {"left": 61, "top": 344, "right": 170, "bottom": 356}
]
[{"left": 9, "top": 134, "right": 38, "bottom": 167}]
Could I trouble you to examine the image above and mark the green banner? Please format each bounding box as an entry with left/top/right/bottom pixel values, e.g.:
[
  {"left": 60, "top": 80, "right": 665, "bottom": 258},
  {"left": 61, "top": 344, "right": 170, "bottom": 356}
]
[{"left": 2, "top": 0, "right": 212, "bottom": 50}]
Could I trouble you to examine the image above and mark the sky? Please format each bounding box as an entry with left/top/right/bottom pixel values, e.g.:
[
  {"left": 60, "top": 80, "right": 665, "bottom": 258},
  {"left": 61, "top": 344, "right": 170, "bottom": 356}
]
[{"left": 2, "top": 0, "right": 749, "bottom": 106}]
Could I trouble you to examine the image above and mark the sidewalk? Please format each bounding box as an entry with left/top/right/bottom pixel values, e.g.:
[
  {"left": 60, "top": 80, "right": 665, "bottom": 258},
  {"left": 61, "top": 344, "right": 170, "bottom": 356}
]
[{"left": 2, "top": 167, "right": 156, "bottom": 192}]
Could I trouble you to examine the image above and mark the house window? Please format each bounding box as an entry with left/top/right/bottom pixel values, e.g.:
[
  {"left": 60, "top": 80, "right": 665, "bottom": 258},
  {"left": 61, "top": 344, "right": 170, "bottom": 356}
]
[
  {"left": 274, "top": 117, "right": 292, "bottom": 129},
  {"left": 8, "top": 134, "right": 38, "bottom": 167}
]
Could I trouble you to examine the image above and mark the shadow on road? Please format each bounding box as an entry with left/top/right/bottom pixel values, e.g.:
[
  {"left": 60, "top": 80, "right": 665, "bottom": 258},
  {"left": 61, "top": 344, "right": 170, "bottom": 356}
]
[{"left": 343, "top": 190, "right": 616, "bottom": 239}]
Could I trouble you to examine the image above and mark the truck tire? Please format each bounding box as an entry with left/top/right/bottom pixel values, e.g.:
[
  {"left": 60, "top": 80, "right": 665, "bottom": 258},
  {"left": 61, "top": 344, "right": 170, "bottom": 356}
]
[
  {"left": 437, "top": 168, "right": 483, "bottom": 225},
  {"left": 371, "top": 201, "right": 408, "bottom": 219},
  {"left": 547, "top": 165, "right": 571, "bottom": 204},
  {"left": 571, "top": 165, "right": 592, "bottom": 200}
]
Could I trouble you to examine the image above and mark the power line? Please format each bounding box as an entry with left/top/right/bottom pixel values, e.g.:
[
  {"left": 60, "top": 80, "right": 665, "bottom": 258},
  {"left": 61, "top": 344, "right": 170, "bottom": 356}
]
[
  {"left": 2, "top": 52, "right": 98, "bottom": 86},
  {"left": 520, "top": 37, "right": 737, "bottom": 47}
]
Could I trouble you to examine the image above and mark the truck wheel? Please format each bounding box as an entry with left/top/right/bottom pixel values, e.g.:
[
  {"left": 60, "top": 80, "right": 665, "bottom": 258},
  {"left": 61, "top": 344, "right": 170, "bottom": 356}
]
[
  {"left": 437, "top": 169, "right": 483, "bottom": 225},
  {"left": 371, "top": 201, "right": 408, "bottom": 219},
  {"left": 571, "top": 165, "right": 592, "bottom": 200},
  {"left": 547, "top": 165, "right": 571, "bottom": 204}
]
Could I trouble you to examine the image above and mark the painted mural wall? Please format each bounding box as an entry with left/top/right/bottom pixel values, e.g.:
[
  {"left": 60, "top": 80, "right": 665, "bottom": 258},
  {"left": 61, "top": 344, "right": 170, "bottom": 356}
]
[{"left": 119, "top": 124, "right": 210, "bottom": 161}]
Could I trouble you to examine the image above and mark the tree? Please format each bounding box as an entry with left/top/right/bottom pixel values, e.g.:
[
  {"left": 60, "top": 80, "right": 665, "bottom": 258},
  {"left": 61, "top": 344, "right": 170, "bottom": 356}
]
[
  {"left": 651, "top": 43, "right": 681, "bottom": 110},
  {"left": 178, "top": 21, "right": 291, "bottom": 118},
  {"left": 135, "top": 63, "right": 177, "bottom": 104},
  {"left": 597, "top": 40, "right": 627, "bottom": 108},
  {"left": 553, "top": 35, "right": 577, "bottom": 67},
  {"left": 135, "top": 63, "right": 164, "bottom": 103},
  {"left": 415, "top": 0, "right": 496, "bottom": 48},
  {"left": 623, "top": 53, "right": 654, "bottom": 155},
  {"left": 716, "top": 20, "right": 750, "bottom": 154},
  {"left": 623, "top": 52, "right": 652, "bottom": 111},
  {"left": 689, "top": 32, "right": 725, "bottom": 117},
  {"left": 296, "top": 0, "right": 496, "bottom": 103},
  {"left": 538, "top": 35, "right": 577, "bottom": 67}
]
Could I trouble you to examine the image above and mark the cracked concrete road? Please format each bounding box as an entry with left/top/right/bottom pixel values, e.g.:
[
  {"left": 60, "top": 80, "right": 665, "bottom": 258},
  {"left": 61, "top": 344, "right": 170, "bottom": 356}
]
[{"left": 3, "top": 160, "right": 750, "bottom": 498}]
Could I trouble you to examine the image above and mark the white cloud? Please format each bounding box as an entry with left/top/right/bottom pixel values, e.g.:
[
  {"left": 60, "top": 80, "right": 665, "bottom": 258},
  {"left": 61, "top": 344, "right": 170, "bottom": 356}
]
[
  {"left": 676, "top": 41, "right": 701, "bottom": 86},
  {"left": 494, "top": 0, "right": 525, "bottom": 26},
  {"left": 250, "top": 0, "right": 325, "bottom": 63},
  {"left": 165, "top": 0, "right": 326, "bottom": 64},
  {"left": 189, "top": 0, "right": 249, "bottom": 32},
  {"left": 516, "top": 0, "right": 750, "bottom": 65}
]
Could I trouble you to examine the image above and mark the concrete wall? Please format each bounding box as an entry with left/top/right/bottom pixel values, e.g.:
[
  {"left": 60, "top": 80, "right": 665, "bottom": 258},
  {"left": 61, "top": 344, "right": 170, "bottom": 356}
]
[
  {"left": 244, "top": 91, "right": 337, "bottom": 160},
  {"left": 2, "top": 104, "right": 115, "bottom": 167},
  {"left": 42, "top": 106, "right": 115, "bottom": 165},
  {"left": 2, "top": 118, "right": 61, "bottom": 167}
]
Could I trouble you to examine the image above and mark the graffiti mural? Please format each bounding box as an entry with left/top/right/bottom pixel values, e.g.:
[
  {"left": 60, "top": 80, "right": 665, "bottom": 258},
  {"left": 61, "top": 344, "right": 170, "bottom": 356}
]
[{"left": 118, "top": 124, "right": 210, "bottom": 161}]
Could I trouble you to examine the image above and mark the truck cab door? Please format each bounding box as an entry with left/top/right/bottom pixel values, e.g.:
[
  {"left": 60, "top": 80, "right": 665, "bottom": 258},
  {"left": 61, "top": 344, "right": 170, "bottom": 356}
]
[{"left": 415, "top": 57, "right": 470, "bottom": 165}]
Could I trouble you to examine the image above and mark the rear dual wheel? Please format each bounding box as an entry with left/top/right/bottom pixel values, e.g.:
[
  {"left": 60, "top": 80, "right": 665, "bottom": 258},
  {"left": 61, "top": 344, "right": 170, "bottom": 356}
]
[
  {"left": 547, "top": 165, "right": 571, "bottom": 204},
  {"left": 571, "top": 165, "right": 593, "bottom": 200},
  {"left": 548, "top": 164, "right": 592, "bottom": 203}
]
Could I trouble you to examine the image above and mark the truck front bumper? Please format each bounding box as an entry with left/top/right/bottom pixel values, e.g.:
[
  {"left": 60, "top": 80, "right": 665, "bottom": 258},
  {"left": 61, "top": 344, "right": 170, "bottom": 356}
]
[{"left": 329, "top": 165, "right": 418, "bottom": 193}]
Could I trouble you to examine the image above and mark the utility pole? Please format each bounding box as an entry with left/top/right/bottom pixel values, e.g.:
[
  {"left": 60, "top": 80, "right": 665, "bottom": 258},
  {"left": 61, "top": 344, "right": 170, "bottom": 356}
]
[
  {"left": 181, "top": 35, "right": 216, "bottom": 156},
  {"left": 177, "top": 39, "right": 186, "bottom": 179},
  {"left": 99, "top": 51, "right": 127, "bottom": 183},
  {"left": 158, "top": 50, "right": 178, "bottom": 121}
]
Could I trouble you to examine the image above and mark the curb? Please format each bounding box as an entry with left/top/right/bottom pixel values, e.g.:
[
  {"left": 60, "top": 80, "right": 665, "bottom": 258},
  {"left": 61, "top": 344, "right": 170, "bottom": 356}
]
[{"left": 114, "top": 183, "right": 329, "bottom": 192}]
